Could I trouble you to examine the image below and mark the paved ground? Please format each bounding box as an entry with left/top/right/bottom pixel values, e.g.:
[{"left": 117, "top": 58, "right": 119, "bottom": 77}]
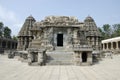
[{"left": 0, "top": 55, "right": 120, "bottom": 80}]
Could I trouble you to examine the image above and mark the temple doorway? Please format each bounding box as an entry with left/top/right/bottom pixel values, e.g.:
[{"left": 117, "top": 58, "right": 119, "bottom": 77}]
[
  {"left": 57, "top": 34, "right": 63, "bottom": 46},
  {"left": 32, "top": 53, "right": 38, "bottom": 62},
  {"left": 82, "top": 52, "right": 87, "bottom": 62}
]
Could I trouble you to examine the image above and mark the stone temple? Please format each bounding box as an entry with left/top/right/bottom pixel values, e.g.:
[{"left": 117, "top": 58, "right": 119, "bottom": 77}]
[{"left": 17, "top": 15, "right": 101, "bottom": 66}]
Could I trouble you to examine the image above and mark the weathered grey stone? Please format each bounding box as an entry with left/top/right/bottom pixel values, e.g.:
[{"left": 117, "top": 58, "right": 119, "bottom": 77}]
[
  {"left": 17, "top": 15, "right": 101, "bottom": 66},
  {"left": 27, "top": 48, "right": 46, "bottom": 66}
]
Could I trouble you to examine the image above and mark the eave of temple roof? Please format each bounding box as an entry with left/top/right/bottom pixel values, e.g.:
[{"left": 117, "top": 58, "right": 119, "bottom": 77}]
[{"left": 102, "top": 37, "right": 120, "bottom": 43}]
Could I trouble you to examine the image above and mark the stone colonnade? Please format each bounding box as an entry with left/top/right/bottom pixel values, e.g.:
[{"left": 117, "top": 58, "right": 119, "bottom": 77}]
[
  {"left": 0, "top": 38, "right": 17, "bottom": 52},
  {"left": 102, "top": 37, "right": 120, "bottom": 51}
]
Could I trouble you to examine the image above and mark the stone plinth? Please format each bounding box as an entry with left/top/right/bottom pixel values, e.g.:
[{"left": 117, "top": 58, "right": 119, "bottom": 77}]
[
  {"left": 73, "top": 45, "right": 93, "bottom": 66},
  {"left": 27, "top": 48, "right": 46, "bottom": 66}
]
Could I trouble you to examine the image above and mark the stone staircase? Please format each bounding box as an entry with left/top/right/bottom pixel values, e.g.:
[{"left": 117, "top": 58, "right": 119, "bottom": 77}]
[{"left": 46, "top": 48, "right": 74, "bottom": 65}]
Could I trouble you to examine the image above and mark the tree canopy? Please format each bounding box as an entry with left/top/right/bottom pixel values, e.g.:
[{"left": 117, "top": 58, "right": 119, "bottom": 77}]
[
  {"left": 3, "top": 26, "right": 11, "bottom": 38},
  {"left": 0, "top": 22, "right": 4, "bottom": 37},
  {"left": 98, "top": 23, "right": 120, "bottom": 40},
  {"left": 12, "top": 35, "right": 18, "bottom": 40},
  {"left": 0, "top": 22, "right": 12, "bottom": 39}
]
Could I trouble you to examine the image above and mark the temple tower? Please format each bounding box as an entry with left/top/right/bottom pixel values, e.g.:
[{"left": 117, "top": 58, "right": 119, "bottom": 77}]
[
  {"left": 17, "top": 15, "right": 36, "bottom": 50},
  {"left": 84, "top": 16, "right": 101, "bottom": 50}
]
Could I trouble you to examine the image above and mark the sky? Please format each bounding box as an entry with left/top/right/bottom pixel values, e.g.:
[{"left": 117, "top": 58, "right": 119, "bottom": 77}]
[{"left": 0, "top": 0, "right": 120, "bottom": 36}]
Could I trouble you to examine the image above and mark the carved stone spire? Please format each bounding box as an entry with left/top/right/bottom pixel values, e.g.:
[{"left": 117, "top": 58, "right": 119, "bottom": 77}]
[
  {"left": 18, "top": 15, "right": 36, "bottom": 36},
  {"left": 17, "top": 15, "right": 36, "bottom": 50},
  {"left": 84, "top": 16, "right": 101, "bottom": 37}
]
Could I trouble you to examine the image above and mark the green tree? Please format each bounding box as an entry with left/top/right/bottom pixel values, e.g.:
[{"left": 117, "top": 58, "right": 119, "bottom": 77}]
[
  {"left": 3, "top": 26, "right": 11, "bottom": 38},
  {"left": 98, "top": 24, "right": 120, "bottom": 40},
  {"left": 112, "top": 24, "right": 120, "bottom": 37},
  {"left": 0, "top": 22, "right": 4, "bottom": 37},
  {"left": 12, "top": 35, "right": 17, "bottom": 40},
  {"left": 102, "top": 24, "right": 112, "bottom": 39},
  {"left": 98, "top": 27, "right": 105, "bottom": 40}
]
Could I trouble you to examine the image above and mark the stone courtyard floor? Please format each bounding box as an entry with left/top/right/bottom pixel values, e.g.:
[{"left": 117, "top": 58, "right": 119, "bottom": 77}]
[{"left": 0, "top": 55, "right": 120, "bottom": 80}]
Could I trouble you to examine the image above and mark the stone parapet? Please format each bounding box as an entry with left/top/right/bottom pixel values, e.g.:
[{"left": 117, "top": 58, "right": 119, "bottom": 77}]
[
  {"left": 73, "top": 44, "right": 93, "bottom": 66},
  {"left": 73, "top": 45, "right": 93, "bottom": 51}
]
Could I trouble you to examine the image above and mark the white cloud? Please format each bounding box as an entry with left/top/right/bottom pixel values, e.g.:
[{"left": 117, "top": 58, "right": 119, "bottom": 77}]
[
  {"left": 0, "top": 5, "right": 17, "bottom": 23},
  {"left": 0, "top": 5, "right": 22, "bottom": 36}
]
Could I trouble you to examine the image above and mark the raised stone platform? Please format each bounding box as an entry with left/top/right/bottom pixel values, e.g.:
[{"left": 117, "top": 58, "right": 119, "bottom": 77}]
[{"left": 46, "top": 51, "right": 74, "bottom": 65}]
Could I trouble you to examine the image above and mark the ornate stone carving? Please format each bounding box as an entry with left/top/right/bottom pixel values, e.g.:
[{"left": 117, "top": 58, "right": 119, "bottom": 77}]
[{"left": 17, "top": 15, "right": 101, "bottom": 66}]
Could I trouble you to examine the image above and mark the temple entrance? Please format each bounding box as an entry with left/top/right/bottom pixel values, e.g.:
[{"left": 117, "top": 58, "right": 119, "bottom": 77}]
[
  {"left": 32, "top": 53, "right": 38, "bottom": 62},
  {"left": 82, "top": 52, "right": 87, "bottom": 62},
  {"left": 57, "top": 34, "right": 63, "bottom": 46}
]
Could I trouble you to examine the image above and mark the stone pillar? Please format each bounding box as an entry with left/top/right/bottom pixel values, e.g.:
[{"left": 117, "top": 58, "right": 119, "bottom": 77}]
[
  {"left": 18, "top": 38, "right": 21, "bottom": 50},
  {"left": 38, "top": 51, "right": 43, "bottom": 65},
  {"left": 17, "top": 38, "right": 20, "bottom": 50},
  {"left": 106, "top": 43, "right": 108, "bottom": 50},
  {"left": 17, "top": 39, "right": 19, "bottom": 50},
  {"left": 25, "top": 38, "right": 27, "bottom": 45},
  {"left": 24, "top": 38, "right": 27, "bottom": 50},
  {"left": 74, "top": 51, "right": 80, "bottom": 65},
  {"left": 28, "top": 37, "right": 32, "bottom": 48},
  {"left": 96, "top": 37, "right": 99, "bottom": 50},
  {"left": 87, "top": 38, "right": 90, "bottom": 45},
  {"left": 92, "top": 37, "right": 94, "bottom": 45},
  {"left": 79, "top": 52, "right": 82, "bottom": 65},
  {"left": 111, "top": 42, "right": 113, "bottom": 50},
  {"left": 21, "top": 38, "right": 24, "bottom": 50},
  {"left": 87, "top": 52, "right": 92, "bottom": 65},
  {"left": 28, "top": 52, "right": 33, "bottom": 65},
  {"left": 102, "top": 43, "right": 104, "bottom": 50},
  {"left": 73, "top": 29, "right": 77, "bottom": 38},
  {"left": 66, "top": 29, "right": 71, "bottom": 48},
  {"left": 116, "top": 41, "right": 119, "bottom": 50},
  {"left": 53, "top": 34, "right": 57, "bottom": 47},
  {"left": 96, "top": 37, "right": 98, "bottom": 45},
  {"left": 73, "top": 29, "right": 79, "bottom": 44},
  {"left": 109, "top": 43, "right": 110, "bottom": 50}
]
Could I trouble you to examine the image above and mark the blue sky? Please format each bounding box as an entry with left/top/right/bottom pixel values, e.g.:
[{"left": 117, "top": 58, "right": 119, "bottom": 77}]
[{"left": 0, "top": 0, "right": 120, "bottom": 36}]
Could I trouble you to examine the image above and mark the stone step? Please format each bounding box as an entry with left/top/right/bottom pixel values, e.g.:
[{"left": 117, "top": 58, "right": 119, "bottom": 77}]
[
  {"left": 55, "top": 47, "right": 67, "bottom": 51},
  {"left": 46, "top": 51, "right": 74, "bottom": 54},
  {"left": 46, "top": 51, "right": 74, "bottom": 65},
  {"left": 46, "top": 60, "right": 73, "bottom": 65}
]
